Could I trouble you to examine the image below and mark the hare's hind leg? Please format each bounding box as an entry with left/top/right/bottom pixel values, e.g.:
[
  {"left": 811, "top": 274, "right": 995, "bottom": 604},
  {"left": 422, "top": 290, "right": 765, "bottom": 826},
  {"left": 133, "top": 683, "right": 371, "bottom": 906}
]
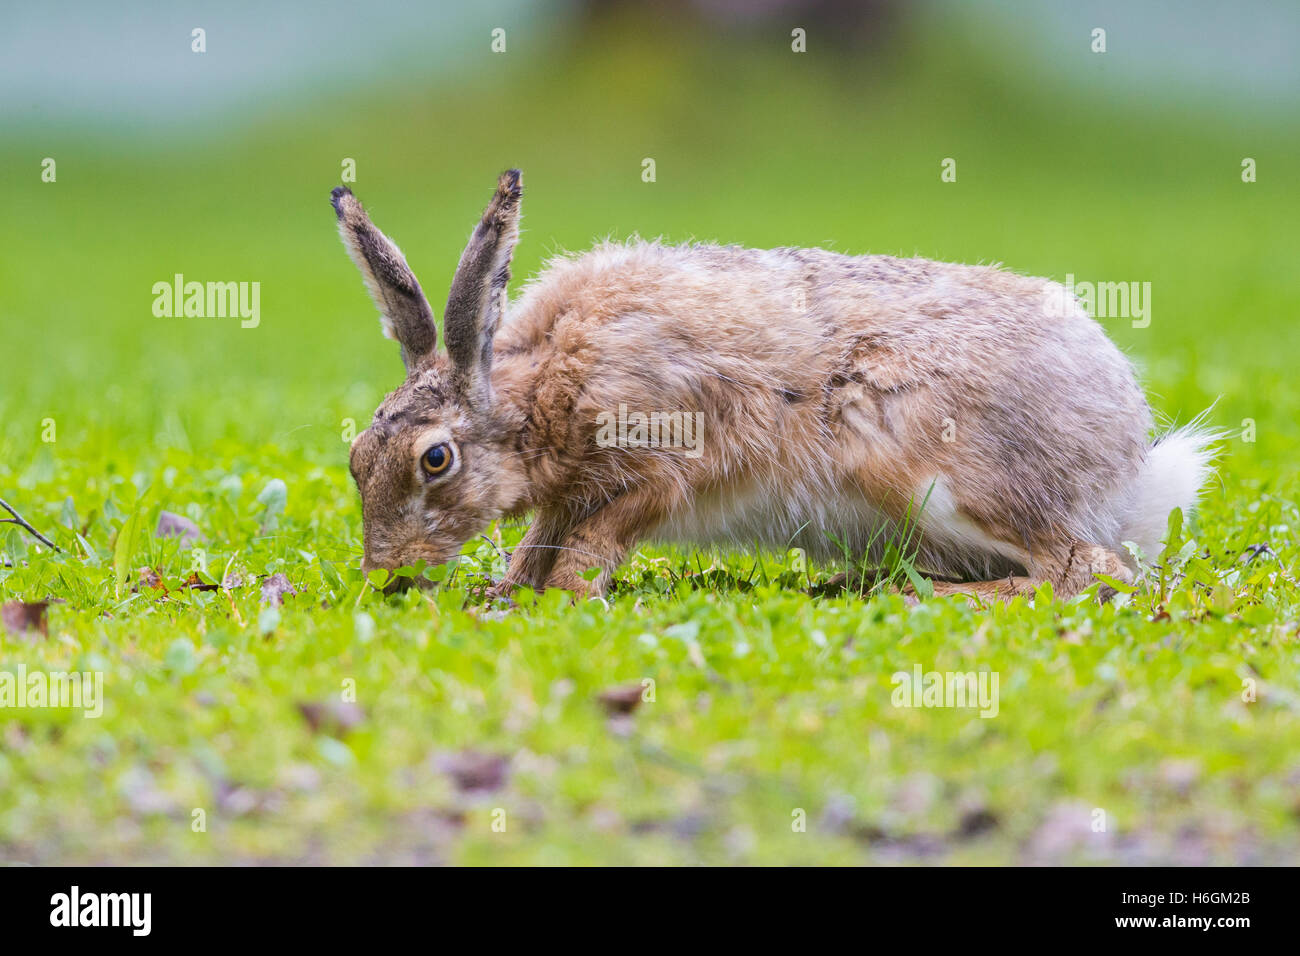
[
  {"left": 925, "top": 542, "right": 1133, "bottom": 604},
  {"left": 1046, "top": 542, "right": 1134, "bottom": 600},
  {"left": 926, "top": 574, "right": 1039, "bottom": 603}
]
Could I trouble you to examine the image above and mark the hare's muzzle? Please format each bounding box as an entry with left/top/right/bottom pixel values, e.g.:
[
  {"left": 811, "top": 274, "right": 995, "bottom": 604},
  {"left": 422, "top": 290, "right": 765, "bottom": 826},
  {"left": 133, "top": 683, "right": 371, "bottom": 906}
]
[
  {"left": 362, "top": 551, "right": 447, "bottom": 594},
  {"left": 382, "top": 575, "right": 430, "bottom": 595}
]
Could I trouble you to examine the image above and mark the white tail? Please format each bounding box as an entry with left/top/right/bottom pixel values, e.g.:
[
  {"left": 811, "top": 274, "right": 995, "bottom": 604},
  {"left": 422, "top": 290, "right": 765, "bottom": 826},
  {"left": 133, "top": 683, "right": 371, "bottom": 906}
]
[{"left": 1119, "top": 422, "right": 1220, "bottom": 563}]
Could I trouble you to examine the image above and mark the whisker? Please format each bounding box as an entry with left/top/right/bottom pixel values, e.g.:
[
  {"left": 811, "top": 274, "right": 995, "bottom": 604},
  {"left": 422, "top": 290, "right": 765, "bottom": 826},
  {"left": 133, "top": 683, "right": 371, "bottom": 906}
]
[{"left": 506, "top": 543, "right": 607, "bottom": 562}]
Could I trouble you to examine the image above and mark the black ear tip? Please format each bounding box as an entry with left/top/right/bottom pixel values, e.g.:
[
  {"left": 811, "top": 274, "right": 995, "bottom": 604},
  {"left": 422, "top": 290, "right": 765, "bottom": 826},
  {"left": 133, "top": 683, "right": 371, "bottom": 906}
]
[
  {"left": 330, "top": 185, "right": 353, "bottom": 216},
  {"left": 500, "top": 169, "right": 522, "bottom": 200}
]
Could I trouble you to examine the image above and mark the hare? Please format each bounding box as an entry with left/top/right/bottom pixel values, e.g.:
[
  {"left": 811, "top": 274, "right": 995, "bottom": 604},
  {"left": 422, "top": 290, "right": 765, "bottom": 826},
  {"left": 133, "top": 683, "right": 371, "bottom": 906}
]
[{"left": 331, "top": 170, "right": 1216, "bottom": 602}]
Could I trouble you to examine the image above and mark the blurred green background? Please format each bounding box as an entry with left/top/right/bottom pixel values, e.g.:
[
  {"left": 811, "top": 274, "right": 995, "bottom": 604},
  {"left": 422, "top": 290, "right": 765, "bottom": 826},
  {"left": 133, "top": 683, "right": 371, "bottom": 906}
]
[
  {"left": 4, "top": 0, "right": 1297, "bottom": 469},
  {"left": 2, "top": 1, "right": 1299, "bottom": 865}
]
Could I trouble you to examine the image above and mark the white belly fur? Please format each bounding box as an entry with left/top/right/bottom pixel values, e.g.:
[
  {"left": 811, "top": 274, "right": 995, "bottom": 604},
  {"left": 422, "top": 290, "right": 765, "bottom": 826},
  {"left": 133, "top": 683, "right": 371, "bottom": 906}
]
[
  {"left": 651, "top": 478, "right": 897, "bottom": 560},
  {"left": 650, "top": 474, "right": 1031, "bottom": 577}
]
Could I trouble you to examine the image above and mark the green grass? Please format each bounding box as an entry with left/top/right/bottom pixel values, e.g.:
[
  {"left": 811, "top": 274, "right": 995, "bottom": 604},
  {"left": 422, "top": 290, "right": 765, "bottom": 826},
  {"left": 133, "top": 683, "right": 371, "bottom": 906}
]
[{"left": 2, "top": 12, "right": 1298, "bottom": 864}]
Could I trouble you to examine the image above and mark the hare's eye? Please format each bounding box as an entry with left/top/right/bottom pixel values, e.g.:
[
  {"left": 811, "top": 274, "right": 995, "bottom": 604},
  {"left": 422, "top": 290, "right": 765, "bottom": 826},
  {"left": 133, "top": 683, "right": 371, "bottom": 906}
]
[{"left": 421, "top": 442, "right": 454, "bottom": 477}]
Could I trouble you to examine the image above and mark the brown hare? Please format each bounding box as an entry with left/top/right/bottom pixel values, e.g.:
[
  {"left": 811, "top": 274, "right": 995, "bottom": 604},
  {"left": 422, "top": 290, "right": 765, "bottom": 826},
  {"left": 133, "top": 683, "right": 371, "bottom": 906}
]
[{"left": 331, "top": 170, "right": 1215, "bottom": 602}]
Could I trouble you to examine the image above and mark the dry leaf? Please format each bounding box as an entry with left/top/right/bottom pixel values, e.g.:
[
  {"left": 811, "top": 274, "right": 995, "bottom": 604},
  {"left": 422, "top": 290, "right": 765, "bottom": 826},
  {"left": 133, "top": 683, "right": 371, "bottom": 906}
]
[
  {"left": 2, "top": 600, "right": 48, "bottom": 639},
  {"left": 261, "top": 573, "right": 297, "bottom": 607},
  {"left": 155, "top": 510, "right": 201, "bottom": 546},
  {"left": 295, "top": 700, "right": 365, "bottom": 736},
  {"left": 435, "top": 750, "right": 509, "bottom": 794},
  {"left": 597, "top": 682, "right": 644, "bottom": 716},
  {"left": 137, "top": 567, "right": 166, "bottom": 592}
]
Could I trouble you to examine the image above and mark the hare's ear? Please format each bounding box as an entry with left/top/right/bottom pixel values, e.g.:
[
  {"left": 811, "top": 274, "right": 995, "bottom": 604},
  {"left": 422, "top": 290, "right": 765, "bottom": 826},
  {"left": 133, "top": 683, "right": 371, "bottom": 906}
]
[
  {"left": 443, "top": 169, "right": 522, "bottom": 407},
  {"left": 331, "top": 186, "right": 437, "bottom": 370}
]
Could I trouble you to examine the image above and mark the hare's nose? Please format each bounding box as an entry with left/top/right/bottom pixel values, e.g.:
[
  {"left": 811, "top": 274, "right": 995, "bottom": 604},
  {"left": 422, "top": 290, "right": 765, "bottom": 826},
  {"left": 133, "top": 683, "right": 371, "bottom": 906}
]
[
  {"left": 383, "top": 575, "right": 418, "bottom": 595},
  {"left": 361, "top": 557, "right": 418, "bottom": 594}
]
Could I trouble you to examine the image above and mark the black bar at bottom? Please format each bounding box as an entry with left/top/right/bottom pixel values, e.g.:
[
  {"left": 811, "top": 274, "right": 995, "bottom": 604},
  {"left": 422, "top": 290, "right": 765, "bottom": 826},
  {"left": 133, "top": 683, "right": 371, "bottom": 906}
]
[{"left": 0, "top": 865, "right": 1278, "bottom": 941}]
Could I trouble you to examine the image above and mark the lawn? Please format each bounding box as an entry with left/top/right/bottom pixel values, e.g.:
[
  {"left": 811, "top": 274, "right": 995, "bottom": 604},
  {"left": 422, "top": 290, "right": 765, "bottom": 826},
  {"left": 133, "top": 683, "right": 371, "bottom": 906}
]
[{"left": 2, "top": 10, "right": 1298, "bottom": 864}]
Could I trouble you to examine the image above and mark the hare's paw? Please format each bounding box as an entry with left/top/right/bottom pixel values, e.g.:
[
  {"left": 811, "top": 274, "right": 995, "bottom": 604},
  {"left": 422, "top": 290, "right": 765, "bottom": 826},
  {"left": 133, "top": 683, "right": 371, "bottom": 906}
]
[
  {"left": 542, "top": 566, "right": 608, "bottom": 602},
  {"left": 484, "top": 578, "right": 519, "bottom": 606}
]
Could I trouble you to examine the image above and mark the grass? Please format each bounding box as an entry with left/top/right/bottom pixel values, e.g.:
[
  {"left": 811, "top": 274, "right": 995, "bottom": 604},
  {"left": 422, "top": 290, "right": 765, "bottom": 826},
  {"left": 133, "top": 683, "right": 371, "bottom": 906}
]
[{"left": 2, "top": 10, "right": 1298, "bottom": 864}]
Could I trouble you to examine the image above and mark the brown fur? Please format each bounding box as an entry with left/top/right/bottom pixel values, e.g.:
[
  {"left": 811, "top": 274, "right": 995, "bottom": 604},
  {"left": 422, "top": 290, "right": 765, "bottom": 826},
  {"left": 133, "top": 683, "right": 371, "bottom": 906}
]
[{"left": 331, "top": 172, "right": 1216, "bottom": 602}]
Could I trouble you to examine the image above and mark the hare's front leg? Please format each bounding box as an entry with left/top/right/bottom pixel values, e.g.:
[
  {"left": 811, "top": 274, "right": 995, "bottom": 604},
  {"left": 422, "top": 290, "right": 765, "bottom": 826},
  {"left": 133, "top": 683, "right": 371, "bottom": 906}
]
[
  {"left": 489, "top": 507, "right": 573, "bottom": 599},
  {"left": 542, "top": 488, "right": 669, "bottom": 599}
]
